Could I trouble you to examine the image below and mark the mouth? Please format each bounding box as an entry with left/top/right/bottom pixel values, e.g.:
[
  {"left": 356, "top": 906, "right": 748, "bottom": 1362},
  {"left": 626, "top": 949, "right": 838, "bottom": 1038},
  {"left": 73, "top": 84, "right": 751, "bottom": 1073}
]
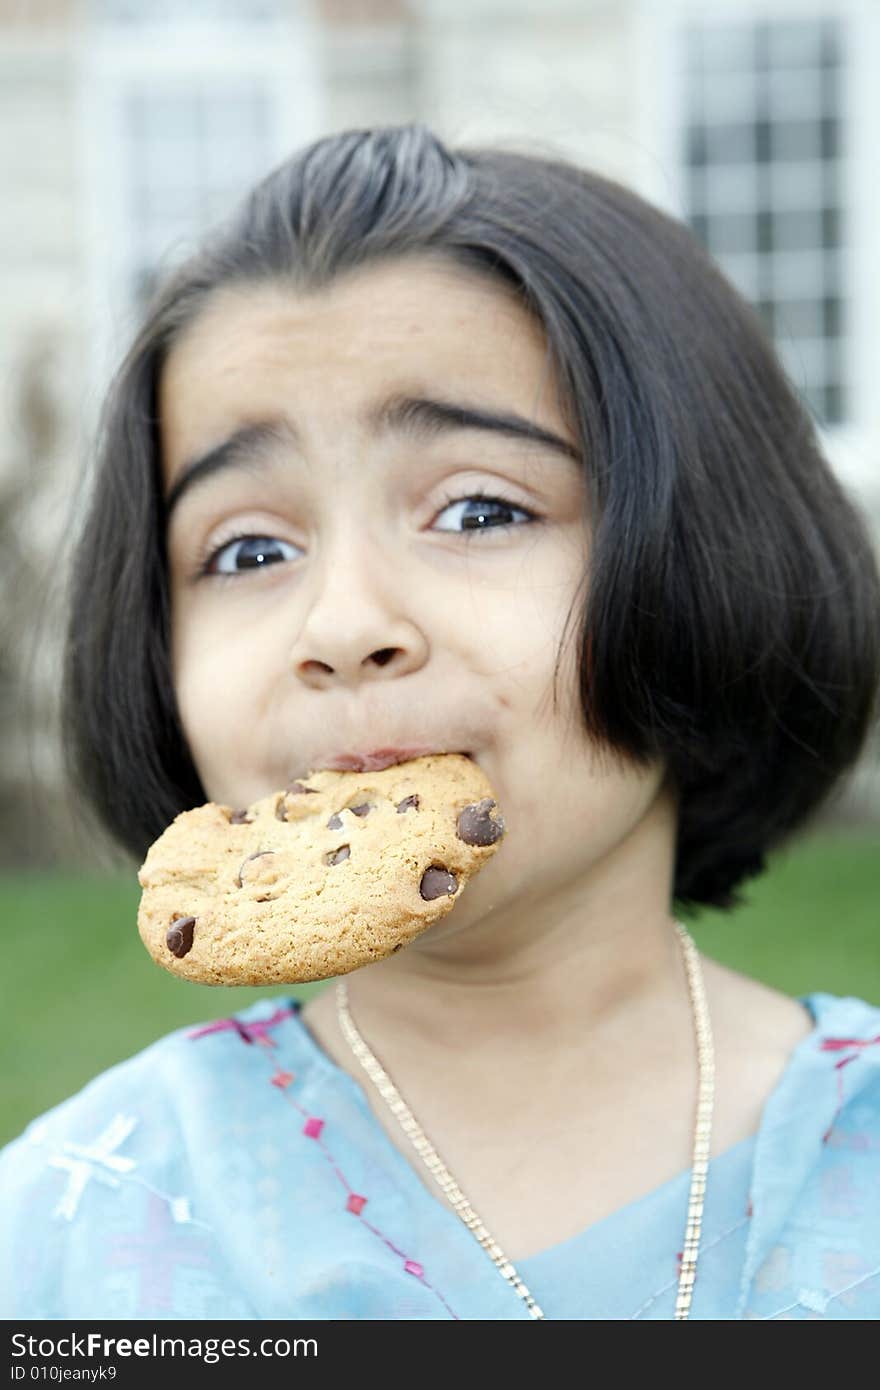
[{"left": 319, "top": 748, "right": 475, "bottom": 773}]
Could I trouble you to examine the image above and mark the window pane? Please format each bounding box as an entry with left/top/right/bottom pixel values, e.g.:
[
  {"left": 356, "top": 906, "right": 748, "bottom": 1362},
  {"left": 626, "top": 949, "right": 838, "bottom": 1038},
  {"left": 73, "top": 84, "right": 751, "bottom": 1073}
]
[
  {"left": 769, "top": 162, "right": 825, "bottom": 208},
  {"left": 688, "top": 21, "right": 756, "bottom": 71},
  {"left": 771, "top": 120, "right": 822, "bottom": 161},
  {"left": 765, "top": 18, "right": 838, "bottom": 68},
  {"left": 704, "top": 212, "right": 757, "bottom": 254},
  {"left": 766, "top": 69, "right": 825, "bottom": 120},
  {"left": 774, "top": 299, "right": 825, "bottom": 338},
  {"left": 770, "top": 249, "right": 839, "bottom": 297},
  {"left": 706, "top": 123, "right": 756, "bottom": 164},
  {"left": 703, "top": 164, "right": 759, "bottom": 211},
  {"left": 772, "top": 208, "right": 824, "bottom": 252}
]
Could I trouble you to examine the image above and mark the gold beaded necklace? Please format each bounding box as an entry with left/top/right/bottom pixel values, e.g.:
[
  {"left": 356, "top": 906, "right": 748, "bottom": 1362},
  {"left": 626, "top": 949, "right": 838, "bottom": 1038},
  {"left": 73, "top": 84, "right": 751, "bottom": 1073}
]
[{"left": 335, "top": 919, "right": 714, "bottom": 1319}]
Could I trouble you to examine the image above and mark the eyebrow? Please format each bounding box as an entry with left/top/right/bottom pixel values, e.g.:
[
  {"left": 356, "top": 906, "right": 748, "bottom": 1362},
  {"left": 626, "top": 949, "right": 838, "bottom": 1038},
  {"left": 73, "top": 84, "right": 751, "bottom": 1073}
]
[{"left": 163, "top": 391, "right": 581, "bottom": 522}]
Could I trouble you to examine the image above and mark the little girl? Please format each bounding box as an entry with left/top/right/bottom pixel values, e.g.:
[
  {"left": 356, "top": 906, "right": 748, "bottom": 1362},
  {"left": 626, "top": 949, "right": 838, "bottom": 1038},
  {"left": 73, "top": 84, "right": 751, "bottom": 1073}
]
[{"left": 2, "top": 124, "right": 879, "bottom": 1320}]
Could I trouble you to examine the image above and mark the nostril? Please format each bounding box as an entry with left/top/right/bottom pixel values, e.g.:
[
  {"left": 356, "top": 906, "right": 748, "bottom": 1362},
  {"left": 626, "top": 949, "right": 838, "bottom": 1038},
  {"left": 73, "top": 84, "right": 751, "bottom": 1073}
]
[{"left": 371, "top": 649, "right": 396, "bottom": 667}]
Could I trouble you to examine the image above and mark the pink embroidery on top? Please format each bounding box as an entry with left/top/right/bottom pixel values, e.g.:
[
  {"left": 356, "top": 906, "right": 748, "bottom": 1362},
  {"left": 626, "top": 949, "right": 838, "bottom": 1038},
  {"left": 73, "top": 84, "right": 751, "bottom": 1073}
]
[
  {"left": 187, "top": 1005, "right": 297, "bottom": 1047},
  {"left": 199, "top": 1006, "right": 461, "bottom": 1319},
  {"left": 819, "top": 1034, "right": 880, "bottom": 1052},
  {"left": 818, "top": 1032, "right": 880, "bottom": 1143}
]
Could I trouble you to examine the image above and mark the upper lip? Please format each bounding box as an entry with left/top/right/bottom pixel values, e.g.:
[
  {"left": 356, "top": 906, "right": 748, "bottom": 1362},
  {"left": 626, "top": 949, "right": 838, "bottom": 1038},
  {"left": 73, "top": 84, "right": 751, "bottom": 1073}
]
[{"left": 315, "top": 747, "right": 474, "bottom": 773}]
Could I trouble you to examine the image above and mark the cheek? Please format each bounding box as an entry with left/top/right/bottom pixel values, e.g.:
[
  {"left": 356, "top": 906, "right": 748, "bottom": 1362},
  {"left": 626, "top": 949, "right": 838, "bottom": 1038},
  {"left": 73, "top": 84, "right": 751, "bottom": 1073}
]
[
  {"left": 440, "top": 759, "right": 666, "bottom": 931},
  {"left": 170, "top": 605, "right": 259, "bottom": 763},
  {"left": 468, "top": 571, "right": 581, "bottom": 693}
]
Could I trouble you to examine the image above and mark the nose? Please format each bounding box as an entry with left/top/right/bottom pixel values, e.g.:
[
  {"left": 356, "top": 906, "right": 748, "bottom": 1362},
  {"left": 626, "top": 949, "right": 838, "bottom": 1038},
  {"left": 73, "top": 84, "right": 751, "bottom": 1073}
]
[
  {"left": 287, "top": 533, "right": 428, "bottom": 689},
  {"left": 299, "top": 641, "right": 414, "bottom": 683}
]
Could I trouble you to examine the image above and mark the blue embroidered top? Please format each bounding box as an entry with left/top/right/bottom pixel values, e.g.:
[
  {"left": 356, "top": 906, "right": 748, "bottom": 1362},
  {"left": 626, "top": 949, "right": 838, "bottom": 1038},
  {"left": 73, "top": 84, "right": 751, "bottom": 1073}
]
[{"left": 1, "top": 989, "right": 879, "bottom": 1320}]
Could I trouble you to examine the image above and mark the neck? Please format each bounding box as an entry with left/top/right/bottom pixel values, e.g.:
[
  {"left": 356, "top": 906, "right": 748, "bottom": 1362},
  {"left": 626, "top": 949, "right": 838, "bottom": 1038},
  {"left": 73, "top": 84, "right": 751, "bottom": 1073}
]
[
  {"left": 347, "top": 914, "right": 685, "bottom": 1052},
  {"left": 326, "top": 783, "right": 697, "bottom": 1117},
  {"left": 337, "top": 796, "right": 692, "bottom": 1091}
]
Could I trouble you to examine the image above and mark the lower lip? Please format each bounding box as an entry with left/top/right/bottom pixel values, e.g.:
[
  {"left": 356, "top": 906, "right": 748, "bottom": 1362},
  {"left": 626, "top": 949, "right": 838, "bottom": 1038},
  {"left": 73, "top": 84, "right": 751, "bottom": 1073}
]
[{"left": 324, "top": 749, "right": 472, "bottom": 772}]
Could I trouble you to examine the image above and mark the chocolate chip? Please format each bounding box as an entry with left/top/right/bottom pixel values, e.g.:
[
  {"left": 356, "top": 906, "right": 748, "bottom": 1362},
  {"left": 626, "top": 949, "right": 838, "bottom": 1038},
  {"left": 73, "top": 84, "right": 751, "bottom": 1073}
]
[
  {"left": 235, "top": 849, "right": 276, "bottom": 888},
  {"left": 349, "top": 802, "right": 373, "bottom": 817},
  {"left": 229, "top": 809, "right": 252, "bottom": 825},
  {"left": 396, "top": 794, "right": 420, "bottom": 813},
  {"left": 456, "top": 798, "right": 505, "bottom": 846},
  {"left": 166, "top": 916, "right": 195, "bottom": 958},
  {"left": 419, "top": 865, "right": 458, "bottom": 900},
  {"left": 326, "top": 813, "right": 344, "bottom": 830},
  {"left": 325, "top": 845, "right": 351, "bottom": 866}
]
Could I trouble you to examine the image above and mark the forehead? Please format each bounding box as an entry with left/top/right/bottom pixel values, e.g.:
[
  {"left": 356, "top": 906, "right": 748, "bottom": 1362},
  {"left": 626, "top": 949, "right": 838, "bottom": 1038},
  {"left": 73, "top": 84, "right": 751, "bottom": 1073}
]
[{"left": 158, "top": 256, "right": 565, "bottom": 475}]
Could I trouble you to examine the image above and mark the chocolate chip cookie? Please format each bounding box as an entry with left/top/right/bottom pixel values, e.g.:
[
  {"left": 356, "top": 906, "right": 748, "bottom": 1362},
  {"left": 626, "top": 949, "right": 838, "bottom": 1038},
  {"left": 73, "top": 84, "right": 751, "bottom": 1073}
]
[{"left": 137, "top": 753, "right": 505, "bottom": 985}]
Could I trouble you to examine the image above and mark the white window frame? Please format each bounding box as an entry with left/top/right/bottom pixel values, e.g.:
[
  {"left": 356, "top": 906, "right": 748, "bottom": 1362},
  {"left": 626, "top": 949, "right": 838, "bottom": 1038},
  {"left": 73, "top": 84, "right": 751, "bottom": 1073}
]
[{"left": 633, "top": 0, "right": 880, "bottom": 509}]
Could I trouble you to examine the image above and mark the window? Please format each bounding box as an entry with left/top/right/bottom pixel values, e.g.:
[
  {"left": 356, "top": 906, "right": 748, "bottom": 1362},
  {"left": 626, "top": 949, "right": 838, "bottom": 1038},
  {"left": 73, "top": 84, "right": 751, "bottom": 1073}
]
[
  {"left": 79, "top": 1, "right": 321, "bottom": 401},
  {"left": 125, "top": 81, "right": 272, "bottom": 314},
  {"left": 681, "top": 15, "right": 846, "bottom": 426}
]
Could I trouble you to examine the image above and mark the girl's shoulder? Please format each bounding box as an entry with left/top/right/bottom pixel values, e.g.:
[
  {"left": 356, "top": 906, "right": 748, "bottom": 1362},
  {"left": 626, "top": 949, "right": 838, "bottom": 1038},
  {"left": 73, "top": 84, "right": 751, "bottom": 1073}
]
[
  {"left": 0, "top": 996, "right": 325, "bottom": 1318},
  {"left": 2, "top": 995, "right": 311, "bottom": 1164},
  {"left": 738, "top": 989, "right": 880, "bottom": 1319},
  {"left": 765, "top": 988, "right": 880, "bottom": 1159}
]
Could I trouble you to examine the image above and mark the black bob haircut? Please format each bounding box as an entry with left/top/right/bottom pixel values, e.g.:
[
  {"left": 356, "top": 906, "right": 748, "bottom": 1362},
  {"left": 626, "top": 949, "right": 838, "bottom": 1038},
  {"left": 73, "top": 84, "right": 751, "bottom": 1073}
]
[{"left": 61, "top": 122, "right": 880, "bottom": 914}]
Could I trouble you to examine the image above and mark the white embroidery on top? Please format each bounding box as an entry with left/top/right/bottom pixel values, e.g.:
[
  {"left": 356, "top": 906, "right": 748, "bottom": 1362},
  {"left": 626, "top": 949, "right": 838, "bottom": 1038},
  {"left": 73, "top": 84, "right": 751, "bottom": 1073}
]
[{"left": 48, "top": 1114, "right": 139, "bottom": 1221}]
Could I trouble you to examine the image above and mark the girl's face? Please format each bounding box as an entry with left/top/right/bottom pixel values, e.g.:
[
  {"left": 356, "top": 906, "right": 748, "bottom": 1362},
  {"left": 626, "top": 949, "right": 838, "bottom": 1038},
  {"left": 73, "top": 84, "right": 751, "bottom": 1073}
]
[{"left": 160, "top": 256, "right": 674, "bottom": 953}]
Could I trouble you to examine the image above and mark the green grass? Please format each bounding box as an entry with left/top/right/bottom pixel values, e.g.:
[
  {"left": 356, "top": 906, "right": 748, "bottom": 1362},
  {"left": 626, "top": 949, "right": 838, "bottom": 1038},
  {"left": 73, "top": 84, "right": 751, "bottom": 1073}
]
[{"left": 1, "top": 827, "right": 877, "bottom": 1147}]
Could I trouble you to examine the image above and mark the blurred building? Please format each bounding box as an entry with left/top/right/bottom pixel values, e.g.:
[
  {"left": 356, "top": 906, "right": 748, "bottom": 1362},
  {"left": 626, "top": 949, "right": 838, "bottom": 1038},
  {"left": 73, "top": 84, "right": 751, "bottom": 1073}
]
[{"left": 1, "top": 0, "right": 878, "bottom": 867}]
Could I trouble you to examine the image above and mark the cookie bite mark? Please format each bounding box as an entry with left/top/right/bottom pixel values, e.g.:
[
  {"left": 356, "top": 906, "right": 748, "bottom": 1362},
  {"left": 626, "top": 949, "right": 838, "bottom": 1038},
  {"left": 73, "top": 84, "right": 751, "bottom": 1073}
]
[
  {"left": 166, "top": 915, "right": 196, "bottom": 957},
  {"left": 456, "top": 798, "right": 505, "bottom": 846},
  {"left": 419, "top": 865, "right": 459, "bottom": 900},
  {"left": 236, "top": 849, "right": 277, "bottom": 888}
]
